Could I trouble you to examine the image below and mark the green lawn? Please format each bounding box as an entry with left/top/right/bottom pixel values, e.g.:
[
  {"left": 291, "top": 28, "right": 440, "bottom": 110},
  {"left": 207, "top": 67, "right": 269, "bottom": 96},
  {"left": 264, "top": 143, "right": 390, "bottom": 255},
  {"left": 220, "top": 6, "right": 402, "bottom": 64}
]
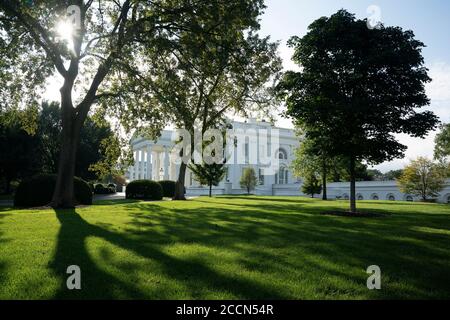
[{"left": 0, "top": 196, "right": 449, "bottom": 299}]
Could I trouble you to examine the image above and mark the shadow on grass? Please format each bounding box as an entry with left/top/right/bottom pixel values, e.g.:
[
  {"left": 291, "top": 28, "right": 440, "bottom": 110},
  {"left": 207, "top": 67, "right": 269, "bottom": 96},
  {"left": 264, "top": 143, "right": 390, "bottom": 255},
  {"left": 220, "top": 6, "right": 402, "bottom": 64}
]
[{"left": 50, "top": 208, "right": 286, "bottom": 299}]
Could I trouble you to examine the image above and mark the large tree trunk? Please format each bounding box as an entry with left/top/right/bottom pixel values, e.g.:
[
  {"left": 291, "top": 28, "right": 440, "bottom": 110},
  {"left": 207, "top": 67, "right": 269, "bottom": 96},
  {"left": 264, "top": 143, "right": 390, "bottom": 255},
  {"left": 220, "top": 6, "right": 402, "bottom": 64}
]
[
  {"left": 209, "top": 184, "right": 212, "bottom": 197},
  {"left": 50, "top": 84, "right": 84, "bottom": 208},
  {"left": 349, "top": 155, "right": 357, "bottom": 213},
  {"left": 322, "top": 161, "right": 328, "bottom": 201},
  {"left": 173, "top": 162, "right": 187, "bottom": 200}
]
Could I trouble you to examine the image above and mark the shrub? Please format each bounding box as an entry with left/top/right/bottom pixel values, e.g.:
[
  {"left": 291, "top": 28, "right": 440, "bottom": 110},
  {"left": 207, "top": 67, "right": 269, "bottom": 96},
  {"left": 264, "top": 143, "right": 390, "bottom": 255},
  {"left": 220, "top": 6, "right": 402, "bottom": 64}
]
[
  {"left": 107, "top": 183, "right": 117, "bottom": 193},
  {"left": 94, "top": 183, "right": 115, "bottom": 194},
  {"left": 126, "top": 180, "right": 163, "bottom": 200},
  {"left": 14, "top": 174, "right": 93, "bottom": 207},
  {"left": 158, "top": 180, "right": 176, "bottom": 198}
]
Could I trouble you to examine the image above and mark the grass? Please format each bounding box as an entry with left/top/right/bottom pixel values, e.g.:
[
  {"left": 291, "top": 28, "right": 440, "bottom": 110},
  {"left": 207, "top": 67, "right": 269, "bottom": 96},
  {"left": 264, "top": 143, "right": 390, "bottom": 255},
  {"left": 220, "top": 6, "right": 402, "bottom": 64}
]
[{"left": 0, "top": 196, "right": 449, "bottom": 299}]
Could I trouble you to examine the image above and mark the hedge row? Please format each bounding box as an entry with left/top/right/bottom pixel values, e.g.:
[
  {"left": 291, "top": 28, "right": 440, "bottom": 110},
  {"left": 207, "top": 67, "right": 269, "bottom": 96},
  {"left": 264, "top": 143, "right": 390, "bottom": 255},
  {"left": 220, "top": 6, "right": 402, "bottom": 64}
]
[
  {"left": 125, "top": 180, "right": 163, "bottom": 200},
  {"left": 14, "top": 174, "right": 92, "bottom": 207}
]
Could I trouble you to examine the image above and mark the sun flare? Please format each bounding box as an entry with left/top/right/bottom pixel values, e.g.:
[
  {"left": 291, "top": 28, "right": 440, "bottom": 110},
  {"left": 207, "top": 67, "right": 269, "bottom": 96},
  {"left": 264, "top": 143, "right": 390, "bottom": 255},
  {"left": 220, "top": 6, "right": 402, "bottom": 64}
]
[{"left": 56, "top": 20, "right": 74, "bottom": 51}]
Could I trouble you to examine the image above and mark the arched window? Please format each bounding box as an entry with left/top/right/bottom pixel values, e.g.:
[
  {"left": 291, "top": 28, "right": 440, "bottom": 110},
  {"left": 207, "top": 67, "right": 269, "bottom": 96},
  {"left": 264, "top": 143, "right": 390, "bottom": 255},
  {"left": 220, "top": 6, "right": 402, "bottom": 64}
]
[
  {"left": 278, "top": 148, "right": 288, "bottom": 160},
  {"left": 371, "top": 194, "right": 379, "bottom": 200},
  {"left": 278, "top": 166, "right": 288, "bottom": 184},
  {"left": 357, "top": 194, "right": 364, "bottom": 201},
  {"left": 343, "top": 193, "right": 349, "bottom": 200},
  {"left": 388, "top": 194, "right": 396, "bottom": 201}
]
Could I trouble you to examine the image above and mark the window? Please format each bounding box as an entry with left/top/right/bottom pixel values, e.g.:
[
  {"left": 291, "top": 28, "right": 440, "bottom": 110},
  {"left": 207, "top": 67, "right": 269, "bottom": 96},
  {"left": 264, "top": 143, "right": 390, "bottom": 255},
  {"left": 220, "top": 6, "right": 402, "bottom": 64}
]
[
  {"left": 372, "top": 194, "right": 379, "bottom": 200},
  {"left": 406, "top": 196, "right": 413, "bottom": 202},
  {"left": 258, "top": 168, "right": 265, "bottom": 185},
  {"left": 278, "top": 148, "right": 288, "bottom": 160},
  {"left": 343, "top": 194, "right": 349, "bottom": 200},
  {"left": 357, "top": 194, "right": 364, "bottom": 200},
  {"left": 278, "top": 166, "right": 288, "bottom": 184},
  {"left": 388, "top": 195, "right": 395, "bottom": 201}
]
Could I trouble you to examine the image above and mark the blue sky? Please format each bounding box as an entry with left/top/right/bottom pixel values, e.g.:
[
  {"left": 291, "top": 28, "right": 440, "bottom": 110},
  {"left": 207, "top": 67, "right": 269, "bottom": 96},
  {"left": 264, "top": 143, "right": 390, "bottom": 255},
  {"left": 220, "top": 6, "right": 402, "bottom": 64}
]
[{"left": 259, "top": 0, "right": 450, "bottom": 171}]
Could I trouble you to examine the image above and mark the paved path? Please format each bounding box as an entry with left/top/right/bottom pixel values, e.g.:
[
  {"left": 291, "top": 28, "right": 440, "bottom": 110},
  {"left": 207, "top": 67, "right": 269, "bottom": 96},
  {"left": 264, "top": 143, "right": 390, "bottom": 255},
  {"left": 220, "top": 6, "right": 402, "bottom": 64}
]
[{"left": 94, "top": 192, "right": 126, "bottom": 201}]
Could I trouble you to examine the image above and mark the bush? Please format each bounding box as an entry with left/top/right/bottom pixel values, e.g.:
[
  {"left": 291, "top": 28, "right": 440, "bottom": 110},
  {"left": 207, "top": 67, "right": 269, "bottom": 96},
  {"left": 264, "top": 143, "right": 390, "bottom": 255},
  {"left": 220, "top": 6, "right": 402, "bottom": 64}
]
[
  {"left": 14, "top": 174, "right": 93, "bottom": 207},
  {"left": 93, "top": 183, "right": 114, "bottom": 194},
  {"left": 126, "top": 180, "right": 163, "bottom": 201},
  {"left": 107, "top": 183, "right": 117, "bottom": 193},
  {"left": 158, "top": 180, "right": 176, "bottom": 198}
]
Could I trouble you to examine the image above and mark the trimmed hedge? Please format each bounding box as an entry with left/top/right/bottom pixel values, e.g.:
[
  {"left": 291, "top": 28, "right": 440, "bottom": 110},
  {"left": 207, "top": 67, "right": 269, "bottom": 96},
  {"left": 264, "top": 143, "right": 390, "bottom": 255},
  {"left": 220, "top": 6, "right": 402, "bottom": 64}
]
[
  {"left": 158, "top": 180, "right": 176, "bottom": 198},
  {"left": 126, "top": 180, "right": 163, "bottom": 201},
  {"left": 94, "top": 183, "right": 115, "bottom": 194},
  {"left": 14, "top": 174, "right": 93, "bottom": 207}
]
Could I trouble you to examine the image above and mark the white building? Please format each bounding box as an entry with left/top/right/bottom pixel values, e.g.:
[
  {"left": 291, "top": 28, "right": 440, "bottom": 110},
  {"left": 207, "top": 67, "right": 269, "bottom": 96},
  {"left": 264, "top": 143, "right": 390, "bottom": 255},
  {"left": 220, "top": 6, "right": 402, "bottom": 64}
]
[{"left": 127, "top": 119, "right": 450, "bottom": 203}]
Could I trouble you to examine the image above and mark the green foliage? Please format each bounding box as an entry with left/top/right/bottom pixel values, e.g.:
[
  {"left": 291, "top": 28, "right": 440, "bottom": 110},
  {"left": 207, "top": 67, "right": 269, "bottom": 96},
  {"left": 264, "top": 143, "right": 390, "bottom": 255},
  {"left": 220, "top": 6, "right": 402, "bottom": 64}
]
[
  {"left": 434, "top": 123, "right": 450, "bottom": 161},
  {"left": 301, "top": 175, "right": 322, "bottom": 198},
  {"left": 94, "top": 183, "right": 116, "bottom": 195},
  {"left": 36, "top": 102, "right": 120, "bottom": 181},
  {"left": 240, "top": 168, "right": 257, "bottom": 194},
  {"left": 188, "top": 163, "right": 226, "bottom": 197},
  {"left": 126, "top": 180, "right": 163, "bottom": 201},
  {"left": 278, "top": 10, "right": 439, "bottom": 212},
  {"left": 158, "top": 180, "right": 176, "bottom": 198},
  {"left": 13, "top": 174, "right": 92, "bottom": 207},
  {"left": 0, "top": 108, "right": 41, "bottom": 193},
  {"left": 383, "top": 169, "right": 404, "bottom": 181},
  {"left": 397, "top": 157, "right": 446, "bottom": 201}
]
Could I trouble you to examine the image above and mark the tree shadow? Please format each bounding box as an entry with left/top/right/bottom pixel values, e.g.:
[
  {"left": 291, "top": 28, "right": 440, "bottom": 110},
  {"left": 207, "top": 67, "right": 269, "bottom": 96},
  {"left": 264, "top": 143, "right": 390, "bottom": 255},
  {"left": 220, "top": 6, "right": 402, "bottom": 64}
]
[{"left": 50, "top": 208, "right": 286, "bottom": 299}]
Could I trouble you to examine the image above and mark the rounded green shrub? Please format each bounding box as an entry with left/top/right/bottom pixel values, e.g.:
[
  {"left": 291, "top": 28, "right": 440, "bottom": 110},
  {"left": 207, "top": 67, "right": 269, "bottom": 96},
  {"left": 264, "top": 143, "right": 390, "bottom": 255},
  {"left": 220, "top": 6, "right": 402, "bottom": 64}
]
[
  {"left": 14, "top": 174, "right": 93, "bottom": 207},
  {"left": 126, "top": 180, "right": 163, "bottom": 200},
  {"left": 94, "top": 183, "right": 108, "bottom": 194},
  {"left": 107, "top": 183, "right": 117, "bottom": 193},
  {"left": 158, "top": 180, "right": 176, "bottom": 198}
]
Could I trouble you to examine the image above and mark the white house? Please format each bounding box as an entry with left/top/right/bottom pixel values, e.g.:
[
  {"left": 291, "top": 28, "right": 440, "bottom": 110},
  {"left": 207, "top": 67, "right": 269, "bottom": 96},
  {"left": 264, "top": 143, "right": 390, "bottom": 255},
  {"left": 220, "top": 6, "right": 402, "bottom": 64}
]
[{"left": 127, "top": 119, "right": 450, "bottom": 203}]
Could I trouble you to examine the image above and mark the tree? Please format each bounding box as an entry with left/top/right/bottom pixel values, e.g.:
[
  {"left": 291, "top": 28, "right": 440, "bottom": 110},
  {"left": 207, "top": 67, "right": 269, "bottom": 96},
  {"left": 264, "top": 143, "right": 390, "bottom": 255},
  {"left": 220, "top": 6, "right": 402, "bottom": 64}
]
[
  {"left": 301, "top": 174, "right": 322, "bottom": 198},
  {"left": 397, "top": 157, "right": 446, "bottom": 201},
  {"left": 277, "top": 10, "right": 438, "bottom": 214},
  {"left": 435, "top": 123, "right": 450, "bottom": 161},
  {"left": 240, "top": 168, "right": 257, "bottom": 195},
  {"left": 0, "top": 1, "right": 250, "bottom": 207},
  {"left": 188, "top": 163, "right": 226, "bottom": 197},
  {"left": 36, "top": 101, "right": 119, "bottom": 181},
  {"left": 131, "top": 2, "right": 281, "bottom": 200},
  {"left": 291, "top": 133, "right": 338, "bottom": 200},
  {"left": 383, "top": 169, "right": 404, "bottom": 181},
  {"left": 0, "top": 108, "right": 40, "bottom": 194}
]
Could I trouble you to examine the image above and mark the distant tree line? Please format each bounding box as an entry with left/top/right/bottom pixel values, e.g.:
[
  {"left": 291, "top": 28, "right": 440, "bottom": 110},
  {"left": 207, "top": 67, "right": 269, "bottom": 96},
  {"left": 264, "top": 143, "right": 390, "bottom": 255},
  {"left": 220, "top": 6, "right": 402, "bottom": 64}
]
[{"left": 0, "top": 102, "right": 121, "bottom": 194}]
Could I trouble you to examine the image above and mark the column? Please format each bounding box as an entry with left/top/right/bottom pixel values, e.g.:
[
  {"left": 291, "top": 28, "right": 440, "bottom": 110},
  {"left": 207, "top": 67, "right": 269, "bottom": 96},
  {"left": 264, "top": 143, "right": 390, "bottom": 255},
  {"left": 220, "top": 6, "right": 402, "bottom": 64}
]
[
  {"left": 155, "top": 151, "right": 161, "bottom": 181},
  {"left": 133, "top": 149, "right": 139, "bottom": 181},
  {"left": 139, "top": 149, "right": 144, "bottom": 179},
  {"left": 164, "top": 146, "right": 170, "bottom": 180},
  {"left": 146, "top": 144, "right": 152, "bottom": 180}
]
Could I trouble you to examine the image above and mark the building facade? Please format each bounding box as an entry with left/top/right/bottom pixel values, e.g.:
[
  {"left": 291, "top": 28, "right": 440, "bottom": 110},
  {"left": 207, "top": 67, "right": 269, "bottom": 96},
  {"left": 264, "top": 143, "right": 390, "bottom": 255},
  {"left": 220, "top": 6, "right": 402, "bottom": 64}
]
[{"left": 127, "top": 119, "right": 450, "bottom": 203}]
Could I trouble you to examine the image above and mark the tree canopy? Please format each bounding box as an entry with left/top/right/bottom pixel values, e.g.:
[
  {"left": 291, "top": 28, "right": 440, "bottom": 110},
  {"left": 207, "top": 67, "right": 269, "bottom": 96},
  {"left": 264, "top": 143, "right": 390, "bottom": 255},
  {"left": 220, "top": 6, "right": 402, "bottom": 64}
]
[
  {"left": 0, "top": 0, "right": 271, "bottom": 206},
  {"left": 277, "top": 9, "right": 439, "bottom": 213},
  {"left": 397, "top": 157, "right": 446, "bottom": 201}
]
